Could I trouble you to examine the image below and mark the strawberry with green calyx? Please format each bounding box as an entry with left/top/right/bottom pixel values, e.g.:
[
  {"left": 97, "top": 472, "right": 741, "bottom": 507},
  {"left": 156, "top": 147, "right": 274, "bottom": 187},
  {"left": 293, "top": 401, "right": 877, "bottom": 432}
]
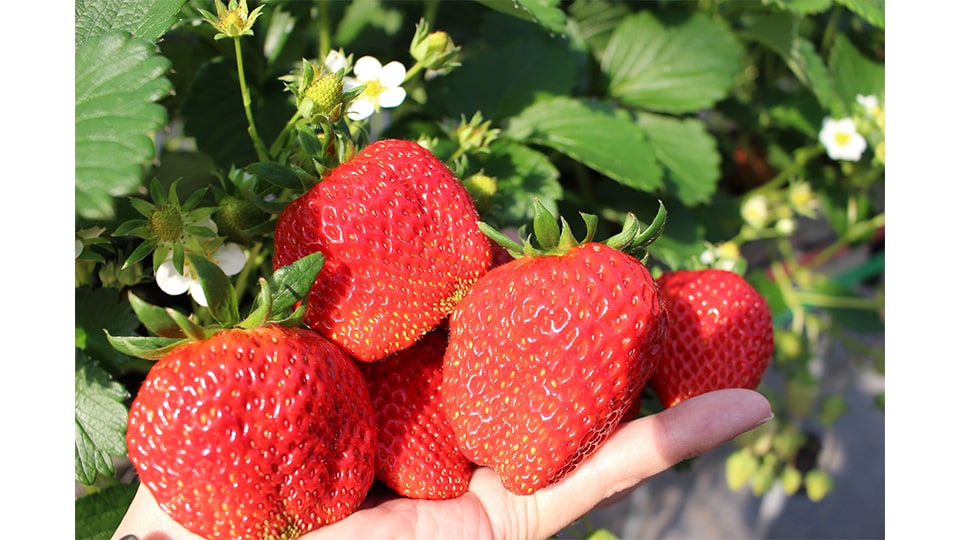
[
  {"left": 442, "top": 201, "right": 668, "bottom": 496},
  {"left": 649, "top": 268, "right": 774, "bottom": 408},
  {"left": 273, "top": 138, "right": 493, "bottom": 362},
  {"left": 108, "top": 253, "right": 378, "bottom": 539},
  {"left": 358, "top": 327, "right": 474, "bottom": 500}
]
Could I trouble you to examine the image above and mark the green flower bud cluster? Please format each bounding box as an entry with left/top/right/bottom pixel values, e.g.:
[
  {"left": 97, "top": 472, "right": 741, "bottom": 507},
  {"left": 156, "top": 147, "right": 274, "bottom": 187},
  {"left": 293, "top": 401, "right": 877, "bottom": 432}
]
[{"left": 409, "top": 19, "right": 461, "bottom": 75}]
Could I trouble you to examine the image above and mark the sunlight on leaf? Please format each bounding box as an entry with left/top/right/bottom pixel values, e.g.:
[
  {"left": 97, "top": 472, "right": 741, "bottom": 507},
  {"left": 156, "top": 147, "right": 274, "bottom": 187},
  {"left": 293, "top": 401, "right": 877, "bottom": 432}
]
[
  {"left": 75, "top": 0, "right": 186, "bottom": 50},
  {"left": 75, "top": 31, "right": 172, "bottom": 220},
  {"left": 505, "top": 96, "right": 662, "bottom": 192},
  {"left": 601, "top": 12, "right": 742, "bottom": 113}
]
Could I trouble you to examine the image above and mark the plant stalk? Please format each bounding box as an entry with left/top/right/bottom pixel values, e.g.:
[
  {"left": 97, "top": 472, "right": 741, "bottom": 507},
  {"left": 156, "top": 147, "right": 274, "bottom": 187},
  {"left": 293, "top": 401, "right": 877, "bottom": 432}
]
[{"left": 234, "top": 38, "right": 271, "bottom": 162}]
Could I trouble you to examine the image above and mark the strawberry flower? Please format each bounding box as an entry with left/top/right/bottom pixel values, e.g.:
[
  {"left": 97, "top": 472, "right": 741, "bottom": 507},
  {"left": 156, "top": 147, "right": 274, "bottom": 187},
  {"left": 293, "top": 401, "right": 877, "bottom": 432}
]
[
  {"left": 343, "top": 56, "right": 407, "bottom": 120},
  {"left": 818, "top": 117, "right": 867, "bottom": 162},
  {"left": 156, "top": 242, "right": 247, "bottom": 307}
]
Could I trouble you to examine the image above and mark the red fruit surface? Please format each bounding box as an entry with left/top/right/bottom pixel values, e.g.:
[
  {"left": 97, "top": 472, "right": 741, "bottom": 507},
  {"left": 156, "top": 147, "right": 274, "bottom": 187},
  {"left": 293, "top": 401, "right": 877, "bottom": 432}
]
[
  {"left": 650, "top": 269, "right": 774, "bottom": 408},
  {"left": 442, "top": 242, "right": 667, "bottom": 495},
  {"left": 273, "top": 139, "right": 492, "bottom": 362},
  {"left": 359, "top": 328, "right": 473, "bottom": 500},
  {"left": 126, "top": 324, "right": 376, "bottom": 540}
]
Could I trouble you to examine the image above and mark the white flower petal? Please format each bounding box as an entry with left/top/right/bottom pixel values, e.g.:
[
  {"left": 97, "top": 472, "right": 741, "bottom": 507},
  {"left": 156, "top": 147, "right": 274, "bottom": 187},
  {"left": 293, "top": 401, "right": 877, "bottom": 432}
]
[
  {"left": 378, "top": 61, "right": 407, "bottom": 87},
  {"left": 324, "top": 50, "right": 347, "bottom": 73},
  {"left": 214, "top": 243, "right": 247, "bottom": 276},
  {"left": 343, "top": 77, "right": 362, "bottom": 91},
  {"left": 188, "top": 282, "right": 209, "bottom": 307},
  {"left": 347, "top": 98, "right": 375, "bottom": 120},
  {"left": 353, "top": 56, "right": 383, "bottom": 82},
  {"left": 377, "top": 87, "right": 406, "bottom": 109},
  {"left": 156, "top": 260, "right": 192, "bottom": 296}
]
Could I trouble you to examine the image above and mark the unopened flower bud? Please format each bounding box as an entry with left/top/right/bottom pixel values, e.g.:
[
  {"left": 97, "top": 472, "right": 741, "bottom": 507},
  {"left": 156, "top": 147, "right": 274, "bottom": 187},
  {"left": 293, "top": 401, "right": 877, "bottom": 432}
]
[{"left": 409, "top": 19, "right": 461, "bottom": 74}]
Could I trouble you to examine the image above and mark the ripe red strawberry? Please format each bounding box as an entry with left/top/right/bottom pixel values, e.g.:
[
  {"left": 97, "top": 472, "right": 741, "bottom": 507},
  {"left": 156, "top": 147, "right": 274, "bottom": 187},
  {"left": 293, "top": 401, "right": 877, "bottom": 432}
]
[
  {"left": 358, "top": 327, "right": 474, "bottom": 500},
  {"left": 442, "top": 206, "right": 668, "bottom": 495},
  {"left": 125, "top": 324, "right": 376, "bottom": 539},
  {"left": 650, "top": 268, "right": 774, "bottom": 408},
  {"left": 273, "top": 138, "right": 492, "bottom": 362}
]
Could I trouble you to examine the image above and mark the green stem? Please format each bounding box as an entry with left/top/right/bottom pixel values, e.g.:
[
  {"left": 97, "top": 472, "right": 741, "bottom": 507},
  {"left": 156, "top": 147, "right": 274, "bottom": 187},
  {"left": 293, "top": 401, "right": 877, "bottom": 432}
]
[
  {"left": 793, "top": 291, "right": 880, "bottom": 310},
  {"left": 804, "top": 212, "right": 885, "bottom": 271},
  {"left": 820, "top": 5, "right": 843, "bottom": 56},
  {"left": 234, "top": 38, "right": 271, "bottom": 162},
  {"left": 269, "top": 110, "right": 304, "bottom": 157},
  {"left": 318, "top": 0, "right": 331, "bottom": 60},
  {"left": 403, "top": 60, "right": 426, "bottom": 84}
]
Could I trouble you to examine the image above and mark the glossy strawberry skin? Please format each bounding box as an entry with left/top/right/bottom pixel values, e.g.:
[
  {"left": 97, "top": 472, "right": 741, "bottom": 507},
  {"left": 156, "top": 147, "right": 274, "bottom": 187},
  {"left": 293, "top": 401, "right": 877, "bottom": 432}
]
[
  {"left": 126, "top": 324, "right": 376, "bottom": 540},
  {"left": 358, "top": 327, "right": 473, "bottom": 500},
  {"left": 273, "top": 139, "right": 492, "bottom": 362},
  {"left": 650, "top": 269, "right": 774, "bottom": 408},
  {"left": 442, "top": 243, "right": 667, "bottom": 495}
]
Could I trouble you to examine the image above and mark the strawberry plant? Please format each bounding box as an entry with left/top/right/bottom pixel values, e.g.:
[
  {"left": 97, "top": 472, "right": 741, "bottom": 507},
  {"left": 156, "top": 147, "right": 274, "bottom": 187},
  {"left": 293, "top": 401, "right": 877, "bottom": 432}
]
[{"left": 75, "top": 0, "right": 884, "bottom": 538}]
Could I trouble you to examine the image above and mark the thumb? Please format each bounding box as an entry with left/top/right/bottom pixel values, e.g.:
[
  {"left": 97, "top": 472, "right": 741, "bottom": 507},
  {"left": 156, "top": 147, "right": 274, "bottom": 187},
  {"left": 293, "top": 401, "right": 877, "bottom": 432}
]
[{"left": 530, "top": 388, "right": 773, "bottom": 538}]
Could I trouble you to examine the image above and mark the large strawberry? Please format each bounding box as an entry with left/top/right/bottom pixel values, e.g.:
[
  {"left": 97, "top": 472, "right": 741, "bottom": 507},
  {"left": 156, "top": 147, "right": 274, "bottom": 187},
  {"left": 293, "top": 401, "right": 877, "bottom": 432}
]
[
  {"left": 273, "top": 138, "right": 492, "bottom": 362},
  {"left": 358, "top": 326, "right": 473, "bottom": 500},
  {"left": 649, "top": 268, "right": 774, "bottom": 408},
  {"left": 109, "top": 254, "right": 377, "bottom": 539},
  {"left": 442, "top": 203, "right": 668, "bottom": 495}
]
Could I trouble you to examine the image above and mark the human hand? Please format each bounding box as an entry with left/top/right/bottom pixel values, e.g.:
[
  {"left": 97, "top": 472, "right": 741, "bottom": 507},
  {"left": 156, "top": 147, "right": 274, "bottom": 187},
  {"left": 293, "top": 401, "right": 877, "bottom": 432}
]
[{"left": 111, "top": 388, "right": 772, "bottom": 540}]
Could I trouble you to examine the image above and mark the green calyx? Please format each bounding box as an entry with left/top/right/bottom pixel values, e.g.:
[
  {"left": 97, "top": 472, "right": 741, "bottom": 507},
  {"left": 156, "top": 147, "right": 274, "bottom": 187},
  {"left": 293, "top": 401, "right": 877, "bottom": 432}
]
[
  {"left": 114, "top": 178, "right": 218, "bottom": 274},
  {"left": 105, "top": 252, "right": 325, "bottom": 360},
  {"left": 479, "top": 198, "right": 667, "bottom": 262}
]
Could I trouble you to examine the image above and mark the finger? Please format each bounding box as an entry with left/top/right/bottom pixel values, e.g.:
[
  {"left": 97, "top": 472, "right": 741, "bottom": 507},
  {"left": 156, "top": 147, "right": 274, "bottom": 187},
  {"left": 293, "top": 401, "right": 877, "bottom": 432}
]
[
  {"left": 527, "top": 388, "right": 773, "bottom": 539},
  {"left": 111, "top": 483, "right": 206, "bottom": 540}
]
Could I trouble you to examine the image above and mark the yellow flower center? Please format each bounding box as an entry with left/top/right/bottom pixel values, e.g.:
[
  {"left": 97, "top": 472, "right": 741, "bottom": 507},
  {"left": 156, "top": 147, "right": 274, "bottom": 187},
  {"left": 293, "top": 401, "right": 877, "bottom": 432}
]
[
  {"left": 223, "top": 11, "right": 246, "bottom": 33},
  {"left": 362, "top": 79, "right": 386, "bottom": 101},
  {"left": 834, "top": 132, "right": 851, "bottom": 147}
]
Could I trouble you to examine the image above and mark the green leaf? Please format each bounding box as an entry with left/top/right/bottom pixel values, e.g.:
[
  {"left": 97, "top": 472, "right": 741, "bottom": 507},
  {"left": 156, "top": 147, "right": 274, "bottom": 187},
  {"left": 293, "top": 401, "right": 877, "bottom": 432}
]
[
  {"left": 186, "top": 252, "right": 240, "bottom": 327},
  {"left": 75, "top": 31, "right": 172, "bottom": 220},
  {"left": 75, "top": 351, "right": 130, "bottom": 485},
  {"left": 478, "top": 141, "right": 562, "bottom": 228},
  {"left": 76, "top": 287, "right": 141, "bottom": 372},
  {"left": 835, "top": 0, "right": 885, "bottom": 29},
  {"left": 830, "top": 33, "right": 885, "bottom": 111},
  {"left": 473, "top": 0, "right": 568, "bottom": 35},
  {"left": 75, "top": 0, "right": 187, "bottom": 50},
  {"left": 767, "top": 90, "right": 823, "bottom": 137},
  {"left": 266, "top": 252, "right": 326, "bottom": 316},
  {"left": 504, "top": 96, "right": 662, "bottom": 191},
  {"left": 601, "top": 11, "right": 742, "bottom": 113},
  {"left": 568, "top": 0, "right": 632, "bottom": 55},
  {"left": 106, "top": 333, "right": 187, "bottom": 360},
  {"left": 637, "top": 113, "right": 720, "bottom": 206},
  {"left": 246, "top": 161, "right": 304, "bottom": 191},
  {"left": 432, "top": 37, "right": 579, "bottom": 122},
  {"left": 333, "top": 0, "right": 404, "bottom": 46},
  {"left": 738, "top": 14, "right": 837, "bottom": 110},
  {"left": 765, "top": 0, "right": 834, "bottom": 16},
  {"left": 128, "top": 292, "right": 185, "bottom": 338},
  {"left": 75, "top": 482, "right": 140, "bottom": 540}
]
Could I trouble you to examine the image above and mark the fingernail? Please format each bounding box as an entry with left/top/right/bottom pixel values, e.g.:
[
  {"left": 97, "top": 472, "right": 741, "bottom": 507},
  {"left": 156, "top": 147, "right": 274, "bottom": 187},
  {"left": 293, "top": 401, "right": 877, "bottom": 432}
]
[{"left": 755, "top": 411, "right": 775, "bottom": 427}]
